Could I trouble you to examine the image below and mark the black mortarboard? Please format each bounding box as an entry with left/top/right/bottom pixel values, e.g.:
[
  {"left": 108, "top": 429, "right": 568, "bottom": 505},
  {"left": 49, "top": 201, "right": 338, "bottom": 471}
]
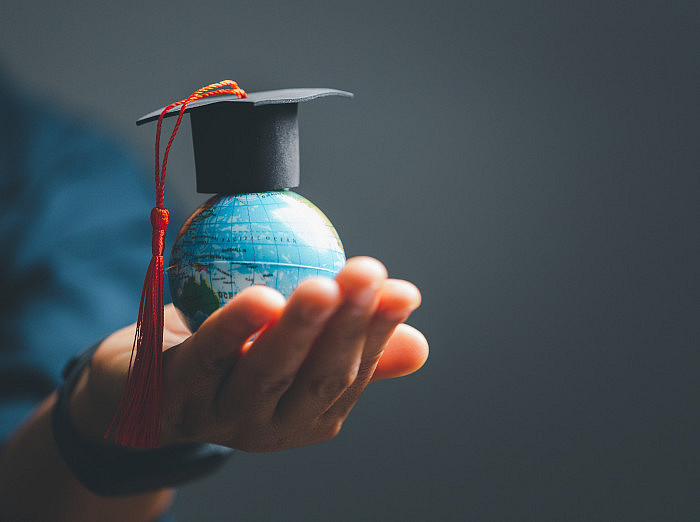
[{"left": 136, "top": 88, "right": 353, "bottom": 194}]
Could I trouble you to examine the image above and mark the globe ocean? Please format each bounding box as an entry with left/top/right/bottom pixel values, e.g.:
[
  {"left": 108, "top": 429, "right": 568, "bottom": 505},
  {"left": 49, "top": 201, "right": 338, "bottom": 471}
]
[{"left": 168, "top": 190, "right": 346, "bottom": 332}]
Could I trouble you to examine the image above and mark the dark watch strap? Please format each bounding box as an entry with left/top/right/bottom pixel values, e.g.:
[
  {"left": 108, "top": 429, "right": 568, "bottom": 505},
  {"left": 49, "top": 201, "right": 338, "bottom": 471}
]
[{"left": 51, "top": 341, "right": 234, "bottom": 497}]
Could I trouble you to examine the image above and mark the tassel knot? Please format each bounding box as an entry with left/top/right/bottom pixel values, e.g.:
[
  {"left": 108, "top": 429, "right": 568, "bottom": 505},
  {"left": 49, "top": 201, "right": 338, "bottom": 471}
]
[
  {"left": 151, "top": 207, "right": 170, "bottom": 230},
  {"left": 150, "top": 207, "right": 169, "bottom": 256}
]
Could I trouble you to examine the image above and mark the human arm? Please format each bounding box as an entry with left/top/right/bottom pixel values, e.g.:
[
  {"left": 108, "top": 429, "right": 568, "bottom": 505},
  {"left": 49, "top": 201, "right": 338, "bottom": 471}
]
[
  {"left": 0, "top": 394, "right": 176, "bottom": 522},
  {"left": 0, "top": 257, "right": 428, "bottom": 520}
]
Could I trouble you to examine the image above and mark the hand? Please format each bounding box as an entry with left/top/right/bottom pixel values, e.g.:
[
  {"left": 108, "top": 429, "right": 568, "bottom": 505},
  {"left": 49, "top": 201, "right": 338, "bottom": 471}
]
[{"left": 71, "top": 257, "right": 428, "bottom": 451}]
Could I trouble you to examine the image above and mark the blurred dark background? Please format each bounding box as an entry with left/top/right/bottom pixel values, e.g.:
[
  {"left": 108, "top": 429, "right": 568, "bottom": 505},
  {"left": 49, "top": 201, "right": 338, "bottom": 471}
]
[{"left": 2, "top": 1, "right": 699, "bottom": 520}]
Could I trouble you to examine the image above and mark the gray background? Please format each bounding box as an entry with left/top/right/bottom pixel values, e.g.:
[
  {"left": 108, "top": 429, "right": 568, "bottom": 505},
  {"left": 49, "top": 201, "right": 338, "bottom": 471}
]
[{"left": 2, "top": 1, "right": 699, "bottom": 520}]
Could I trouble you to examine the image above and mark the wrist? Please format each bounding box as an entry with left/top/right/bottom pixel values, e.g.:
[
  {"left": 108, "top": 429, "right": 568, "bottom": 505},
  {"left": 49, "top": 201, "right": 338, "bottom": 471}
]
[
  {"left": 68, "top": 367, "right": 114, "bottom": 448},
  {"left": 68, "top": 344, "right": 182, "bottom": 448},
  {"left": 53, "top": 341, "right": 234, "bottom": 496}
]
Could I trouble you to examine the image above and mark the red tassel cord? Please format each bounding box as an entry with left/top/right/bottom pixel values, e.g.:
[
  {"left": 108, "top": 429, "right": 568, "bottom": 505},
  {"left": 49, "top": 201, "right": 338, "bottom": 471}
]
[{"left": 107, "top": 81, "right": 247, "bottom": 448}]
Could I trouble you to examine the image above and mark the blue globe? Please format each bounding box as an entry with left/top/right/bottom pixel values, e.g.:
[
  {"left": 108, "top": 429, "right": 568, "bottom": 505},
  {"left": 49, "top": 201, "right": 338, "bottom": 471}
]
[{"left": 168, "top": 190, "right": 346, "bottom": 332}]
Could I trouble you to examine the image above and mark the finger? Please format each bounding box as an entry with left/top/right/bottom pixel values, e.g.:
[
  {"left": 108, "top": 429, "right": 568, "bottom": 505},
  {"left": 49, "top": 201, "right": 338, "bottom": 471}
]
[
  {"left": 215, "top": 277, "right": 341, "bottom": 419},
  {"left": 323, "top": 279, "right": 421, "bottom": 420},
  {"left": 371, "top": 323, "right": 429, "bottom": 382},
  {"left": 276, "top": 257, "right": 388, "bottom": 422},
  {"left": 160, "top": 286, "right": 285, "bottom": 443},
  {"left": 164, "top": 285, "right": 285, "bottom": 390}
]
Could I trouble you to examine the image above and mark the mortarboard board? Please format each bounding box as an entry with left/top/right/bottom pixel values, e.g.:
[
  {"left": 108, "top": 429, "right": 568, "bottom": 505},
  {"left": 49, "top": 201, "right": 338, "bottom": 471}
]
[{"left": 136, "top": 88, "right": 353, "bottom": 194}]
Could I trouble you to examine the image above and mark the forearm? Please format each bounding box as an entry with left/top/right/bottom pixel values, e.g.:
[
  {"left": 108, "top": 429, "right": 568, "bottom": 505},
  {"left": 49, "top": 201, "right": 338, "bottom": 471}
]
[{"left": 0, "top": 393, "right": 174, "bottom": 522}]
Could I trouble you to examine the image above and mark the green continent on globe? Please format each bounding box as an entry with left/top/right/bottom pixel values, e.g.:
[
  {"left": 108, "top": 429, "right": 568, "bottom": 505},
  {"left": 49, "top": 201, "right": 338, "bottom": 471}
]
[
  {"left": 179, "top": 275, "right": 221, "bottom": 322},
  {"left": 168, "top": 190, "right": 345, "bottom": 332}
]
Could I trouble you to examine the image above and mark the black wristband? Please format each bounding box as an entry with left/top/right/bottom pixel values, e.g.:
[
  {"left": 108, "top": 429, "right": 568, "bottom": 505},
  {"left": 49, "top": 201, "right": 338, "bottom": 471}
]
[{"left": 51, "top": 341, "right": 234, "bottom": 497}]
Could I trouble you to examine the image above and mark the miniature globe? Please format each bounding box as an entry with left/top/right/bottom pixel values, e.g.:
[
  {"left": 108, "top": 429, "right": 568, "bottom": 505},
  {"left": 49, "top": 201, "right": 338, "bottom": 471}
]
[{"left": 168, "top": 190, "right": 346, "bottom": 332}]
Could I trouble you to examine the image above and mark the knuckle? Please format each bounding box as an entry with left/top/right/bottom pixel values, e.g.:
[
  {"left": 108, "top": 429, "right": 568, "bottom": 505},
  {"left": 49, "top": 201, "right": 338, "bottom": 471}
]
[
  {"left": 251, "top": 373, "right": 295, "bottom": 397},
  {"left": 337, "top": 322, "right": 367, "bottom": 342},
  {"left": 309, "top": 371, "right": 356, "bottom": 400},
  {"left": 190, "top": 337, "right": 230, "bottom": 376}
]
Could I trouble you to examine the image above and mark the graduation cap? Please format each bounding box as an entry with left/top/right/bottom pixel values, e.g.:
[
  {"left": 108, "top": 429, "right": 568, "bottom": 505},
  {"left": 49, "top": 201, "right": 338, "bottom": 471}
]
[{"left": 137, "top": 88, "right": 353, "bottom": 194}]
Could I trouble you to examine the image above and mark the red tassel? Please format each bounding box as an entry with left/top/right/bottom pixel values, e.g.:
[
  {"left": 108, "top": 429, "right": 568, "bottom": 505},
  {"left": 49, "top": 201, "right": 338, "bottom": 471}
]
[
  {"left": 107, "top": 81, "right": 246, "bottom": 448},
  {"left": 107, "top": 208, "right": 168, "bottom": 447}
]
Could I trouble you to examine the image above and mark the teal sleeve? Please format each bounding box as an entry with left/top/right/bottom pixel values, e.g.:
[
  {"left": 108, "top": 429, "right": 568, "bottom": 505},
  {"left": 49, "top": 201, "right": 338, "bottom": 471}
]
[{"left": 0, "top": 73, "right": 153, "bottom": 443}]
